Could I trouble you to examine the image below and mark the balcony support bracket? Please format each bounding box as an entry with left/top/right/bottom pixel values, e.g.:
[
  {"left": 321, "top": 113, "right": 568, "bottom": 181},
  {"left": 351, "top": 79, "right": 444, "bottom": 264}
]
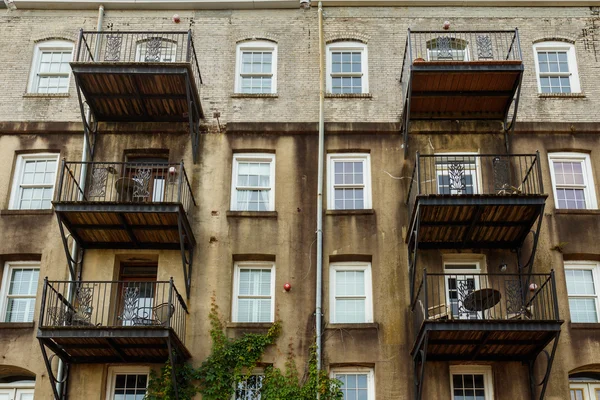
[
  {"left": 56, "top": 213, "right": 85, "bottom": 281},
  {"left": 413, "top": 334, "right": 428, "bottom": 400},
  {"left": 177, "top": 214, "right": 194, "bottom": 299},
  {"left": 39, "top": 339, "right": 70, "bottom": 400},
  {"left": 502, "top": 70, "right": 523, "bottom": 153},
  {"left": 528, "top": 331, "right": 560, "bottom": 400},
  {"left": 408, "top": 207, "right": 421, "bottom": 301},
  {"left": 185, "top": 73, "right": 201, "bottom": 164},
  {"left": 402, "top": 75, "right": 413, "bottom": 158},
  {"left": 74, "top": 74, "right": 98, "bottom": 161}
]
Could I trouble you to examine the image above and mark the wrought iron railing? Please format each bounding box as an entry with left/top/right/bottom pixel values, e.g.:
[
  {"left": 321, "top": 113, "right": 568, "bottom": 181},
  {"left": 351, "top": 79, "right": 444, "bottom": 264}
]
[
  {"left": 412, "top": 271, "right": 560, "bottom": 332},
  {"left": 55, "top": 161, "right": 196, "bottom": 215},
  {"left": 39, "top": 279, "right": 188, "bottom": 344},
  {"left": 74, "top": 30, "right": 203, "bottom": 92},
  {"left": 406, "top": 153, "right": 544, "bottom": 221}
]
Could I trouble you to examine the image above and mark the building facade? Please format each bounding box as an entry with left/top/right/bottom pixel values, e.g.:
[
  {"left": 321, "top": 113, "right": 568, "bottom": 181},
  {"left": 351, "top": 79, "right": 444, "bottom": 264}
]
[{"left": 0, "top": 1, "right": 599, "bottom": 399}]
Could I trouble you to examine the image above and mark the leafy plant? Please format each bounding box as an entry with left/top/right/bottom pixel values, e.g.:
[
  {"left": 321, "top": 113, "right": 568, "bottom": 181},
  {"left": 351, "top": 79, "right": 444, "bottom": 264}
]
[{"left": 145, "top": 360, "right": 199, "bottom": 400}]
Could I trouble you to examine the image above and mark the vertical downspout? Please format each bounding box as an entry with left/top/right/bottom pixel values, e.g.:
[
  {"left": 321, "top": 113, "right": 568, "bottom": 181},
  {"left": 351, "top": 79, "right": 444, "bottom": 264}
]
[
  {"left": 55, "top": 6, "right": 105, "bottom": 399},
  {"left": 315, "top": 0, "right": 325, "bottom": 393}
]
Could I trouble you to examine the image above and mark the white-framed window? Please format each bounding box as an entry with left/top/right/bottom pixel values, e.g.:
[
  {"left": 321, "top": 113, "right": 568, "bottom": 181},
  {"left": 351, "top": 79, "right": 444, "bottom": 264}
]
[
  {"left": 449, "top": 365, "right": 494, "bottom": 400},
  {"left": 9, "top": 153, "right": 60, "bottom": 210},
  {"left": 331, "top": 367, "right": 375, "bottom": 400},
  {"left": 0, "top": 379, "right": 35, "bottom": 400},
  {"left": 565, "top": 261, "right": 600, "bottom": 323},
  {"left": 135, "top": 38, "right": 177, "bottom": 62},
  {"left": 105, "top": 366, "right": 149, "bottom": 400},
  {"left": 230, "top": 153, "right": 275, "bottom": 212},
  {"left": 327, "top": 153, "right": 372, "bottom": 210},
  {"left": 569, "top": 372, "right": 600, "bottom": 400},
  {"left": 435, "top": 153, "right": 480, "bottom": 195},
  {"left": 533, "top": 41, "right": 581, "bottom": 94},
  {"left": 426, "top": 37, "right": 470, "bottom": 61},
  {"left": 232, "top": 262, "right": 275, "bottom": 323},
  {"left": 326, "top": 41, "right": 369, "bottom": 94},
  {"left": 330, "top": 262, "right": 373, "bottom": 324},
  {"left": 235, "top": 40, "right": 277, "bottom": 94},
  {"left": 233, "top": 373, "right": 264, "bottom": 400},
  {"left": 548, "top": 152, "right": 597, "bottom": 210},
  {"left": 28, "top": 40, "right": 74, "bottom": 94},
  {"left": 0, "top": 262, "right": 40, "bottom": 323},
  {"left": 443, "top": 256, "right": 484, "bottom": 320}
]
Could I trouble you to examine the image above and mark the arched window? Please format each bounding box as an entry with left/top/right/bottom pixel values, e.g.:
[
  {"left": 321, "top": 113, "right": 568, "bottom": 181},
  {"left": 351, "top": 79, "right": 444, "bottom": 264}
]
[
  {"left": 569, "top": 371, "right": 600, "bottom": 399},
  {"left": 426, "top": 37, "right": 469, "bottom": 61},
  {"left": 234, "top": 40, "right": 278, "bottom": 94},
  {"left": 0, "top": 367, "right": 35, "bottom": 399},
  {"left": 135, "top": 37, "right": 177, "bottom": 62},
  {"left": 28, "top": 39, "right": 74, "bottom": 93},
  {"left": 326, "top": 41, "right": 368, "bottom": 94},
  {"left": 533, "top": 41, "right": 580, "bottom": 93}
]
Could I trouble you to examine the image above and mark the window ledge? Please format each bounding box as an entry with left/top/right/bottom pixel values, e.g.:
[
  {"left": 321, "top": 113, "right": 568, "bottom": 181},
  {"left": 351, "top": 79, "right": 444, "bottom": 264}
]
[
  {"left": 570, "top": 322, "right": 600, "bottom": 330},
  {"left": 226, "top": 322, "right": 274, "bottom": 329},
  {"left": 0, "top": 322, "right": 35, "bottom": 329},
  {"left": 554, "top": 209, "right": 600, "bottom": 215},
  {"left": 23, "top": 93, "right": 70, "bottom": 98},
  {"left": 538, "top": 93, "right": 585, "bottom": 99},
  {"left": 325, "top": 322, "right": 379, "bottom": 330},
  {"left": 231, "top": 93, "right": 278, "bottom": 99},
  {"left": 325, "top": 93, "right": 372, "bottom": 99},
  {"left": 1, "top": 209, "right": 54, "bottom": 216},
  {"left": 326, "top": 209, "right": 374, "bottom": 216},
  {"left": 226, "top": 211, "right": 278, "bottom": 218}
]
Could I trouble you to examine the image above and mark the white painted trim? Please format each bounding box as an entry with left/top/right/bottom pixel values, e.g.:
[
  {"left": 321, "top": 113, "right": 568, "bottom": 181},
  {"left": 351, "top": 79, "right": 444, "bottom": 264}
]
[
  {"left": 329, "top": 262, "right": 373, "bottom": 323},
  {"left": 326, "top": 41, "right": 369, "bottom": 94},
  {"left": 0, "top": 380, "right": 36, "bottom": 389},
  {"left": 232, "top": 261, "right": 276, "bottom": 323},
  {"left": 234, "top": 40, "right": 278, "bottom": 94},
  {"left": 0, "top": 261, "right": 41, "bottom": 323},
  {"left": 533, "top": 41, "right": 581, "bottom": 94},
  {"left": 230, "top": 153, "right": 276, "bottom": 211},
  {"left": 27, "top": 40, "right": 74, "bottom": 94},
  {"left": 105, "top": 366, "right": 150, "bottom": 400},
  {"left": 449, "top": 365, "right": 494, "bottom": 400},
  {"left": 564, "top": 261, "right": 600, "bottom": 323},
  {"left": 9, "top": 152, "right": 60, "bottom": 210},
  {"left": 547, "top": 152, "right": 597, "bottom": 210},
  {"left": 327, "top": 153, "right": 372, "bottom": 210},
  {"left": 443, "top": 256, "right": 484, "bottom": 320},
  {"left": 330, "top": 367, "right": 375, "bottom": 400}
]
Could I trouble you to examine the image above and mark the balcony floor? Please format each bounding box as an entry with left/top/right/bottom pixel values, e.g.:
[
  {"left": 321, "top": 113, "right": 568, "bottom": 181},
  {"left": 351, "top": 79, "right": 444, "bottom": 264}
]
[
  {"left": 54, "top": 202, "right": 195, "bottom": 250},
  {"left": 38, "top": 326, "right": 190, "bottom": 363},
  {"left": 409, "top": 61, "right": 523, "bottom": 120},
  {"left": 71, "top": 62, "right": 203, "bottom": 122},
  {"left": 412, "top": 320, "right": 562, "bottom": 362},
  {"left": 407, "top": 194, "right": 547, "bottom": 249}
]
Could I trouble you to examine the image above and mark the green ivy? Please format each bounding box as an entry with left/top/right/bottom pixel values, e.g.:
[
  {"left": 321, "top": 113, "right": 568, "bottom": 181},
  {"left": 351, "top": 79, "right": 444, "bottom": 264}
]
[{"left": 145, "top": 360, "right": 199, "bottom": 400}]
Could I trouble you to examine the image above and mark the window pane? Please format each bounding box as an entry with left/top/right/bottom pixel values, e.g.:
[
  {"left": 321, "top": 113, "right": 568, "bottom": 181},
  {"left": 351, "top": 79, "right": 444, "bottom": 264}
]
[
  {"left": 337, "top": 373, "right": 369, "bottom": 400},
  {"left": 569, "top": 298, "right": 598, "bottom": 323},
  {"left": 566, "top": 269, "right": 596, "bottom": 295}
]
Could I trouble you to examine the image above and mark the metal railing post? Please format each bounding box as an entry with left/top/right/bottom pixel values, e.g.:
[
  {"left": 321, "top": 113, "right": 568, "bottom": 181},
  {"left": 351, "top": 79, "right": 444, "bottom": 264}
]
[
  {"left": 167, "top": 278, "right": 174, "bottom": 330},
  {"left": 186, "top": 30, "right": 192, "bottom": 63},
  {"left": 536, "top": 151, "right": 544, "bottom": 193},
  {"left": 550, "top": 270, "right": 560, "bottom": 321},
  {"left": 423, "top": 269, "right": 428, "bottom": 319},
  {"left": 407, "top": 28, "right": 412, "bottom": 63},
  {"left": 56, "top": 159, "right": 66, "bottom": 201},
  {"left": 515, "top": 28, "right": 523, "bottom": 61},
  {"left": 76, "top": 29, "right": 84, "bottom": 62},
  {"left": 39, "top": 277, "right": 49, "bottom": 326},
  {"left": 416, "top": 151, "right": 421, "bottom": 195},
  {"left": 178, "top": 160, "right": 184, "bottom": 204}
]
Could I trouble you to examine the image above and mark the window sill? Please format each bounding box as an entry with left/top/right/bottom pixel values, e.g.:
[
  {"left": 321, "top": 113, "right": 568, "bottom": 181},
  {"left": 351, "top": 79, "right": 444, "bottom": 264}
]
[
  {"left": 325, "top": 93, "right": 372, "bottom": 99},
  {"left": 23, "top": 93, "right": 70, "bottom": 98},
  {"left": 226, "top": 211, "right": 278, "bottom": 218},
  {"left": 226, "top": 322, "right": 274, "bottom": 329},
  {"left": 0, "top": 322, "right": 35, "bottom": 329},
  {"left": 1, "top": 209, "right": 53, "bottom": 216},
  {"left": 538, "top": 93, "right": 585, "bottom": 99},
  {"left": 231, "top": 93, "right": 278, "bottom": 99},
  {"left": 570, "top": 322, "right": 600, "bottom": 330},
  {"left": 554, "top": 209, "right": 600, "bottom": 215},
  {"left": 326, "top": 209, "right": 374, "bottom": 216},
  {"left": 325, "top": 322, "right": 379, "bottom": 330}
]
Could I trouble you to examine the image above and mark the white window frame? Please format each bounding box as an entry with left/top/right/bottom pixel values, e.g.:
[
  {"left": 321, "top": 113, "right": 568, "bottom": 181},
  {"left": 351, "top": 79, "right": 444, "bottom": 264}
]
[
  {"left": 548, "top": 152, "right": 597, "bottom": 210},
  {"left": 443, "top": 256, "right": 484, "bottom": 320},
  {"left": 329, "top": 262, "right": 373, "bottom": 324},
  {"left": 0, "top": 261, "right": 41, "bottom": 323},
  {"left": 564, "top": 261, "right": 600, "bottom": 323},
  {"left": 9, "top": 153, "right": 60, "bottom": 210},
  {"left": 0, "top": 380, "right": 35, "bottom": 400},
  {"left": 327, "top": 153, "right": 372, "bottom": 210},
  {"left": 232, "top": 370, "right": 264, "bottom": 400},
  {"left": 449, "top": 365, "right": 494, "bottom": 400},
  {"left": 105, "top": 366, "right": 150, "bottom": 400},
  {"left": 434, "top": 152, "right": 481, "bottom": 195},
  {"left": 326, "top": 41, "right": 369, "bottom": 94},
  {"left": 232, "top": 262, "right": 276, "bottom": 323},
  {"left": 234, "top": 40, "right": 278, "bottom": 94},
  {"left": 230, "top": 153, "right": 276, "bottom": 212},
  {"left": 533, "top": 41, "right": 581, "bottom": 94},
  {"left": 330, "top": 367, "right": 375, "bottom": 400},
  {"left": 28, "top": 40, "right": 74, "bottom": 94},
  {"left": 570, "top": 381, "right": 600, "bottom": 400},
  {"left": 135, "top": 38, "right": 178, "bottom": 62},
  {"left": 426, "top": 37, "right": 470, "bottom": 61}
]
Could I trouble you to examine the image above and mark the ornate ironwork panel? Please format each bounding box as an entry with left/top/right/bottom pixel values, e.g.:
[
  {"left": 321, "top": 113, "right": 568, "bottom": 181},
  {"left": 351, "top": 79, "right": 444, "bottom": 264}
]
[
  {"left": 144, "top": 37, "right": 163, "bottom": 61},
  {"left": 74, "top": 286, "right": 94, "bottom": 324},
  {"left": 104, "top": 35, "right": 123, "bottom": 62},
  {"left": 456, "top": 279, "right": 476, "bottom": 318},
  {"left": 505, "top": 279, "right": 524, "bottom": 314},
  {"left": 47, "top": 306, "right": 68, "bottom": 326},
  {"left": 448, "top": 162, "right": 466, "bottom": 192},
  {"left": 132, "top": 168, "right": 151, "bottom": 199},
  {"left": 119, "top": 286, "right": 140, "bottom": 323},
  {"left": 492, "top": 156, "right": 511, "bottom": 192},
  {"left": 435, "top": 36, "right": 453, "bottom": 59},
  {"left": 88, "top": 166, "right": 108, "bottom": 198},
  {"left": 476, "top": 35, "right": 494, "bottom": 59}
]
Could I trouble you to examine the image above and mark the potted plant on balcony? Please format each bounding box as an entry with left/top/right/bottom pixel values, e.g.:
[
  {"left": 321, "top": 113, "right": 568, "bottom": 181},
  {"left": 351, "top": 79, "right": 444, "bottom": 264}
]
[{"left": 414, "top": 54, "right": 425, "bottom": 62}]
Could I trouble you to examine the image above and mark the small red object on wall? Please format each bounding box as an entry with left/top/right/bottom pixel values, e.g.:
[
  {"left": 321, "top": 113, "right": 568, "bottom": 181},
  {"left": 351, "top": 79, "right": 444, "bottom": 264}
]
[{"left": 283, "top": 283, "right": 291, "bottom": 292}]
